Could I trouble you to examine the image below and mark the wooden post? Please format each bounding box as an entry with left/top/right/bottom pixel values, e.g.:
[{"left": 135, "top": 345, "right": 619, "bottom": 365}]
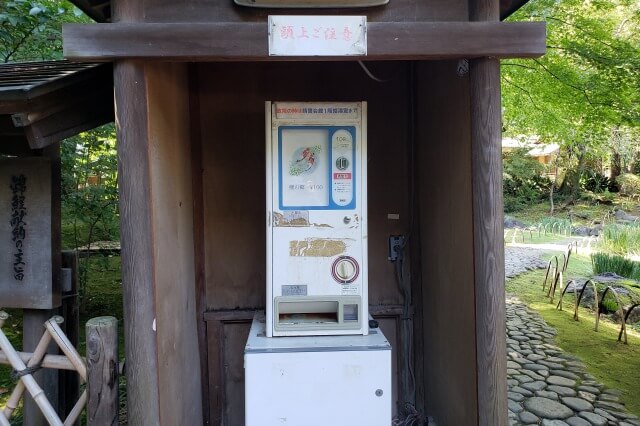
[
  {"left": 469, "top": 0, "right": 507, "bottom": 423},
  {"left": 59, "top": 250, "right": 80, "bottom": 423},
  {"left": 470, "top": 2, "right": 506, "bottom": 426},
  {"left": 22, "top": 310, "right": 58, "bottom": 426},
  {"left": 86, "top": 316, "right": 119, "bottom": 425}
]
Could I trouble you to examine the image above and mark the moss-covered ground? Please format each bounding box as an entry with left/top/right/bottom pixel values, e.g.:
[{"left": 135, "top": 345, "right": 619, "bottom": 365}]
[{"left": 506, "top": 252, "right": 640, "bottom": 417}]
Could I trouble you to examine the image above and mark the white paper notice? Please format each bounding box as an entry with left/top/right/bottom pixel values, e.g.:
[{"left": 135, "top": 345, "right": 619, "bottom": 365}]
[{"left": 268, "top": 15, "right": 367, "bottom": 56}]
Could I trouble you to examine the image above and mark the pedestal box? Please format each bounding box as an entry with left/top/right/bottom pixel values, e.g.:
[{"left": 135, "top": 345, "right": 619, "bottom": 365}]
[{"left": 244, "top": 313, "right": 392, "bottom": 426}]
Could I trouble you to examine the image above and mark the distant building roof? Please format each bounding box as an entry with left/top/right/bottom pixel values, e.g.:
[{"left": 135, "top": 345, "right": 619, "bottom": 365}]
[{"left": 502, "top": 137, "right": 560, "bottom": 157}]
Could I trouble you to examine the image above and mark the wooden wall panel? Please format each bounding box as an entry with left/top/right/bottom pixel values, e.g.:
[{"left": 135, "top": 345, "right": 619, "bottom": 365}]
[
  {"left": 415, "top": 60, "right": 478, "bottom": 424},
  {"left": 141, "top": 0, "right": 467, "bottom": 23},
  {"left": 199, "top": 61, "right": 410, "bottom": 311}
]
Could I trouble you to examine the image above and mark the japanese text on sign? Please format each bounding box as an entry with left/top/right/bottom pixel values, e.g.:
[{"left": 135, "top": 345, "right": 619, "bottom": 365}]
[
  {"left": 269, "top": 16, "right": 367, "bottom": 56},
  {"left": 10, "top": 174, "right": 26, "bottom": 281}
]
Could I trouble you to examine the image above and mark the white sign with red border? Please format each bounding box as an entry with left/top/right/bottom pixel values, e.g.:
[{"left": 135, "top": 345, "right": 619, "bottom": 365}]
[{"left": 268, "top": 15, "right": 367, "bottom": 56}]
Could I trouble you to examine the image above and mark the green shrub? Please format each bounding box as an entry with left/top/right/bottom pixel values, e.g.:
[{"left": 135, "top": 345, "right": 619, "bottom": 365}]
[
  {"left": 591, "top": 252, "right": 640, "bottom": 280},
  {"left": 601, "top": 298, "right": 620, "bottom": 314},
  {"left": 601, "top": 224, "right": 640, "bottom": 255},
  {"left": 616, "top": 173, "right": 640, "bottom": 196},
  {"left": 582, "top": 171, "right": 617, "bottom": 193},
  {"left": 503, "top": 148, "right": 552, "bottom": 212}
]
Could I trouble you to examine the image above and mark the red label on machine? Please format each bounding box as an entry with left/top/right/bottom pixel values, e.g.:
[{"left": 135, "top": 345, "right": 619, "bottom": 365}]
[{"left": 333, "top": 172, "right": 352, "bottom": 180}]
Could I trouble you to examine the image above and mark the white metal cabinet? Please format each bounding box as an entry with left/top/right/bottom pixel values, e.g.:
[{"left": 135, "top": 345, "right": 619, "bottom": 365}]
[{"left": 244, "top": 314, "right": 391, "bottom": 426}]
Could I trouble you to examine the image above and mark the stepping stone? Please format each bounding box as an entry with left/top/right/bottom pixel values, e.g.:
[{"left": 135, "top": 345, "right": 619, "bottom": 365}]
[
  {"left": 508, "top": 399, "right": 524, "bottom": 413},
  {"left": 537, "top": 390, "right": 559, "bottom": 400},
  {"left": 513, "top": 386, "right": 534, "bottom": 397},
  {"left": 513, "top": 335, "right": 530, "bottom": 342},
  {"left": 540, "top": 360, "right": 565, "bottom": 370},
  {"left": 542, "top": 420, "right": 569, "bottom": 426},
  {"left": 593, "top": 408, "right": 617, "bottom": 422},
  {"left": 522, "top": 370, "right": 545, "bottom": 381},
  {"left": 507, "top": 361, "right": 521, "bottom": 369},
  {"left": 602, "top": 388, "right": 622, "bottom": 396},
  {"left": 524, "top": 397, "right": 574, "bottom": 420},
  {"left": 565, "top": 417, "right": 591, "bottom": 426},
  {"left": 551, "top": 370, "right": 580, "bottom": 381},
  {"left": 595, "top": 401, "right": 626, "bottom": 411},
  {"left": 508, "top": 392, "right": 525, "bottom": 402},
  {"left": 548, "top": 376, "right": 577, "bottom": 387},
  {"left": 561, "top": 397, "right": 594, "bottom": 412},
  {"left": 514, "top": 375, "right": 534, "bottom": 384},
  {"left": 548, "top": 385, "right": 577, "bottom": 397},
  {"left": 547, "top": 356, "right": 567, "bottom": 363},
  {"left": 519, "top": 411, "right": 540, "bottom": 424},
  {"left": 577, "top": 386, "right": 600, "bottom": 395},
  {"left": 507, "top": 369, "right": 519, "bottom": 376},
  {"left": 521, "top": 381, "right": 547, "bottom": 392},
  {"left": 524, "top": 363, "right": 549, "bottom": 372},
  {"left": 527, "top": 354, "right": 546, "bottom": 361},
  {"left": 577, "top": 391, "right": 596, "bottom": 403},
  {"left": 508, "top": 379, "right": 519, "bottom": 387},
  {"left": 597, "top": 393, "right": 619, "bottom": 402},
  {"left": 578, "top": 411, "right": 607, "bottom": 426}
]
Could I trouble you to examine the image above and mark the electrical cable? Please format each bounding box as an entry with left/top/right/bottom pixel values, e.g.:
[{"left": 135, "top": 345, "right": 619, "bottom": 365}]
[{"left": 358, "top": 61, "right": 389, "bottom": 83}]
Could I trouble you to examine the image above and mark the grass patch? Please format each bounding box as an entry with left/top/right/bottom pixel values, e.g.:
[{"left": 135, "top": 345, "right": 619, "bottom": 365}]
[
  {"left": 592, "top": 252, "right": 640, "bottom": 281},
  {"left": 509, "top": 199, "right": 616, "bottom": 227},
  {"left": 507, "top": 263, "right": 640, "bottom": 417},
  {"left": 600, "top": 224, "right": 640, "bottom": 256}
]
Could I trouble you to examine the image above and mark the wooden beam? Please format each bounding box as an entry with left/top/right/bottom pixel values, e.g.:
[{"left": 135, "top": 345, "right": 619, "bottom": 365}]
[
  {"left": 64, "top": 21, "right": 545, "bottom": 61},
  {"left": 23, "top": 94, "right": 114, "bottom": 149}
]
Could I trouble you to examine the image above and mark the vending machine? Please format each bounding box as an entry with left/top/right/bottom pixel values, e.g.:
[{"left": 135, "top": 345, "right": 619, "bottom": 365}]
[
  {"left": 244, "top": 101, "right": 391, "bottom": 425},
  {"left": 265, "top": 101, "right": 368, "bottom": 337}
]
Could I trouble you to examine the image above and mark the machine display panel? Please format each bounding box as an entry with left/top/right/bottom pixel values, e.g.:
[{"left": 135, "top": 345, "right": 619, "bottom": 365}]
[{"left": 279, "top": 126, "right": 356, "bottom": 210}]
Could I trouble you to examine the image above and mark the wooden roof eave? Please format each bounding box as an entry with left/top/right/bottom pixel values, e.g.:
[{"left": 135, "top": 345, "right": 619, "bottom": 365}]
[
  {"left": 68, "top": 0, "right": 530, "bottom": 23},
  {"left": 0, "top": 62, "right": 114, "bottom": 153},
  {"left": 63, "top": 21, "right": 546, "bottom": 62}
]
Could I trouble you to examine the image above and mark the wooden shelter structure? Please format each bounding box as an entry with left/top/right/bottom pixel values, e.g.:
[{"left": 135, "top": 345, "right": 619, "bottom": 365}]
[
  {"left": 63, "top": 1, "right": 546, "bottom": 424},
  {"left": 0, "top": 59, "right": 113, "bottom": 425}
]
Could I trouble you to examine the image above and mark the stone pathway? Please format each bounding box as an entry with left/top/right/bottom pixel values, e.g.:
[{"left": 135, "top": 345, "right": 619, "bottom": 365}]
[{"left": 505, "top": 246, "right": 640, "bottom": 426}]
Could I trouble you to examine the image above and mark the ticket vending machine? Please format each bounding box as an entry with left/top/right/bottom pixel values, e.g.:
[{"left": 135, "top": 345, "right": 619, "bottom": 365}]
[{"left": 266, "top": 101, "right": 368, "bottom": 337}]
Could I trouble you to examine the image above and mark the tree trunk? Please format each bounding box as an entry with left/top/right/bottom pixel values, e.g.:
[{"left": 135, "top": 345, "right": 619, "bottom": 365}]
[{"left": 611, "top": 150, "right": 621, "bottom": 180}]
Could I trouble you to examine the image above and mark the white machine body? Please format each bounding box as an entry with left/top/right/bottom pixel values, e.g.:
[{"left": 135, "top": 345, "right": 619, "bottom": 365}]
[
  {"left": 244, "top": 314, "right": 391, "bottom": 426},
  {"left": 266, "top": 101, "right": 368, "bottom": 337}
]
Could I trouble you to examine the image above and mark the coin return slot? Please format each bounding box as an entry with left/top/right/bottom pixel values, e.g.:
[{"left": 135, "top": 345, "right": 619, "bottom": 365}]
[
  {"left": 278, "top": 301, "right": 339, "bottom": 325},
  {"left": 343, "top": 304, "right": 358, "bottom": 322}
]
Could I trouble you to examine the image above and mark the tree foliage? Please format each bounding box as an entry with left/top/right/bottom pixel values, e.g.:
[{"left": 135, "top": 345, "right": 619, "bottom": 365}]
[
  {"left": 503, "top": 0, "right": 640, "bottom": 141},
  {"left": 502, "top": 0, "right": 640, "bottom": 197},
  {"left": 0, "top": 0, "right": 88, "bottom": 63},
  {"left": 61, "top": 125, "right": 119, "bottom": 305}
]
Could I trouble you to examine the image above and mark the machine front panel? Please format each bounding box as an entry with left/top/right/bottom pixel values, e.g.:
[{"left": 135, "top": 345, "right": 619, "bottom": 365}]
[{"left": 267, "top": 102, "right": 368, "bottom": 336}]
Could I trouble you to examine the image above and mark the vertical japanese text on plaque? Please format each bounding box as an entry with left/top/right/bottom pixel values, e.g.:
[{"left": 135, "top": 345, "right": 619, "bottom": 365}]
[{"left": 9, "top": 175, "right": 27, "bottom": 281}]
